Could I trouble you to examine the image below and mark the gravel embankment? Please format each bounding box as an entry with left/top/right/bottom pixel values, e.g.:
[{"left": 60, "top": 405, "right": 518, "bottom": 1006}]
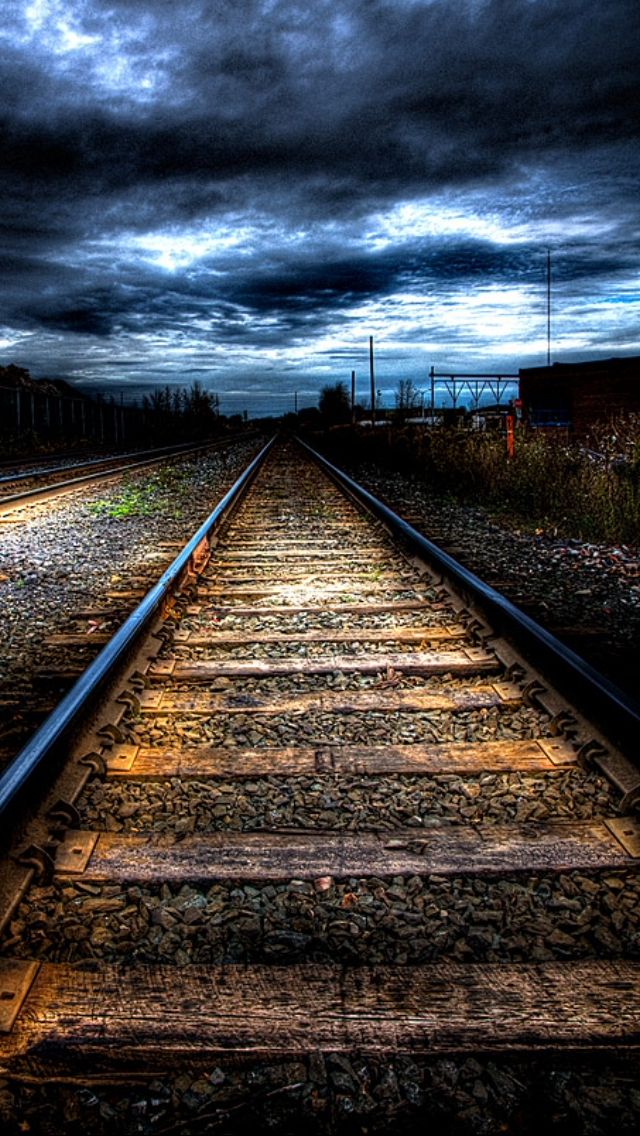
[{"left": 346, "top": 463, "right": 640, "bottom": 701}]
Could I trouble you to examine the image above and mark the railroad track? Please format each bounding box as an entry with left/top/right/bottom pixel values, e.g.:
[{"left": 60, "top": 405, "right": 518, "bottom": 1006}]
[
  {"left": 0, "top": 437, "right": 247, "bottom": 519},
  {"left": 1, "top": 436, "right": 640, "bottom": 1126},
  {"left": 0, "top": 448, "right": 105, "bottom": 476}
]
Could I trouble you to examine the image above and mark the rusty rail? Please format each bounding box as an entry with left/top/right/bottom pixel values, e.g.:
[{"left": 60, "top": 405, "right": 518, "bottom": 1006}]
[{"left": 0, "top": 438, "right": 245, "bottom": 487}]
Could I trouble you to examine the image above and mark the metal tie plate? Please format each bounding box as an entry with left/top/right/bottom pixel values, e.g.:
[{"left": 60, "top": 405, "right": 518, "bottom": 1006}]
[
  {"left": 537, "top": 739, "right": 577, "bottom": 766},
  {"left": 55, "top": 831, "right": 99, "bottom": 875},
  {"left": 0, "top": 960, "right": 40, "bottom": 1033},
  {"left": 604, "top": 817, "right": 640, "bottom": 859},
  {"left": 105, "top": 745, "right": 139, "bottom": 773}
]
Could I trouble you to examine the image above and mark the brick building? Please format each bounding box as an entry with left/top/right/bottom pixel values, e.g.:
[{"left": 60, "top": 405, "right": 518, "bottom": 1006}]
[{"left": 519, "top": 357, "right": 640, "bottom": 434}]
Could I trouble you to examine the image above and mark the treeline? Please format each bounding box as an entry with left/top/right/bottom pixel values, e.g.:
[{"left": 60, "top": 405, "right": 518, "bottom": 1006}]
[
  {"left": 0, "top": 366, "right": 247, "bottom": 454},
  {"left": 140, "top": 382, "right": 222, "bottom": 441}
]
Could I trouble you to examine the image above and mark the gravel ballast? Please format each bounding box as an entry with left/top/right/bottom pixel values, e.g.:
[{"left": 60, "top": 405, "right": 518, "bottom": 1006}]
[
  {"left": 3, "top": 1051, "right": 640, "bottom": 1136},
  {"left": 4, "top": 869, "right": 639, "bottom": 967},
  {"left": 127, "top": 705, "right": 551, "bottom": 749},
  {"left": 76, "top": 768, "right": 618, "bottom": 833}
]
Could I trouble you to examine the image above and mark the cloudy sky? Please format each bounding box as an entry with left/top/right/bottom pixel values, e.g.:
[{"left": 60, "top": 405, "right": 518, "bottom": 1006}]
[{"left": 0, "top": 0, "right": 638, "bottom": 413}]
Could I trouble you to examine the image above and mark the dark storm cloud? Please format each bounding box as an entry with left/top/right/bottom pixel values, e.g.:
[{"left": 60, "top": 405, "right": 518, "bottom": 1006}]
[
  {"left": 0, "top": 0, "right": 638, "bottom": 389},
  {"left": 88, "top": 238, "right": 537, "bottom": 344},
  {"left": 4, "top": 1, "right": 639, "bottom": 208},
  {"left": 218, "top": 238, "right": 546, "bottom": 341}
]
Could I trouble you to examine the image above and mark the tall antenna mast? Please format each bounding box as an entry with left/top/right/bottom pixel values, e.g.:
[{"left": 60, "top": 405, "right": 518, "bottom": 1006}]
[
  {"left": 369, "top": 336, "right": 376, "bottom": 426},
  {"left": 546, "top": 248, "right": 552, "bottom": 367}
]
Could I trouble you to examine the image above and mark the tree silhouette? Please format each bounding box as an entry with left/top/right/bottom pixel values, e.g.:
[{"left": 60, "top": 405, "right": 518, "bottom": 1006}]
[{"left": 319, "top": 381, "right": 351, "bottom": 425}]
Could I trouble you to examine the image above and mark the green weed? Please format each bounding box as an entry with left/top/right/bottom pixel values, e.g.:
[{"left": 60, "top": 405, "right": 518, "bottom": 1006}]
[{"left": 89, "top": 485, "right": 159, "bottom": 519}]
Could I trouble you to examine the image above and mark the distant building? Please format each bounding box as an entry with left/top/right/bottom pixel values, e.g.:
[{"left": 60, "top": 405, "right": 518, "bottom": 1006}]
[{"left": 519, "top": 357, "right": 640, "bottom": 434}]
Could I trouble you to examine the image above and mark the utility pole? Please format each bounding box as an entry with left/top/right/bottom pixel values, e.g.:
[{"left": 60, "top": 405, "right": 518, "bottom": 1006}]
[
  {"left": 294, "top": 390, "right": 298, "bottom": 414},
  {"left": 351, "top": 370, "right": 356, "bottom": 425},
  {"left": 369, "top": 336, "right": 376, "bottom": 426},
  {"left": 430, "top": 365, "right": 435, "bottom": 420},
  {"left": 547, "top": 248, "right": 552, "bottom": 367}
]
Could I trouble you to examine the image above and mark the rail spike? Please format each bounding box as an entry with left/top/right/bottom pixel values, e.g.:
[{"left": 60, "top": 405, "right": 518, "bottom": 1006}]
[
  {"left": 78, "top": 751, "right": 107, "bottom": 777},
  {"left": 548, "top": 709, "right": 579, "bottom": 737},
  {"left": 46, "top": 799, "right": 81, "bottom": 831},
  {"left": 15, "top": 844, "right": 55, "bottom": 884}
]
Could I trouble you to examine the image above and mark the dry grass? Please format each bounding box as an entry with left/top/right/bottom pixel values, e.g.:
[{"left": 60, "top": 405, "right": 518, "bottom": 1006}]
[{"left": 321, "top": 419, "right": 640, "bottom": 546}]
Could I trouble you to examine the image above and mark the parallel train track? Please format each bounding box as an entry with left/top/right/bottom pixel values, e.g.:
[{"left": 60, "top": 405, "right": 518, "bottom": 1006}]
[
  {"left": 1, "top": 436, "right": 640, "bottom": 1120},
  {"left": 0, "top": 438, "right": 246, "bottom": 519}
]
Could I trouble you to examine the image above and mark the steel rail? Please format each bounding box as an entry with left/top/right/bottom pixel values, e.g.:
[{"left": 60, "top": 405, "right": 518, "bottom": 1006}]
[
  {"left": 0, "top": 438, "right": 245, "bottom": 486},
  {"left": 299, "top": 436, "right": 640, "bottom": 757},
  {"left": 0, "top": 435, "right": 276, "bottom": 823},
  {"left": 0, "top": 435, "right": 254, "bottom": 515}
]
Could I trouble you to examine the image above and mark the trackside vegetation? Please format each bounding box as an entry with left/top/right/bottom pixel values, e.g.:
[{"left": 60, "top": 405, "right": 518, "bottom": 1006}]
[{"left": 318, "top": 416, "right": 640, "bottom": 546}]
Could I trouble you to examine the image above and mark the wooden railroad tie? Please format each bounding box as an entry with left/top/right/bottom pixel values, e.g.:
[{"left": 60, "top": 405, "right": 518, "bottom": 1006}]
[
  {"left": 138, "top": 681, "right": 521, "bottom": 716},
  {"left": 105, "top": 737, "right": 577, "bottom": 779},
  {"left": 41, "top": 625, "right": 463, "bottom": 649},
  {"left": 51, "top": 817, "right": 640, "bottom": 883},
  {"left": 147, "top": 649, "right": 498, "bottom": 682},
  {"left": 172, "top": 624, "right": 465, "bottom": 646},
  {"left": 185, "top": 600, "right": 447, "bottom": 617},
  {"left": 197, "top": 582, "right": 430, "bottom": 598},
  {"left": 2, "top": 960, "right": 640, "bottom": 1070}
]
